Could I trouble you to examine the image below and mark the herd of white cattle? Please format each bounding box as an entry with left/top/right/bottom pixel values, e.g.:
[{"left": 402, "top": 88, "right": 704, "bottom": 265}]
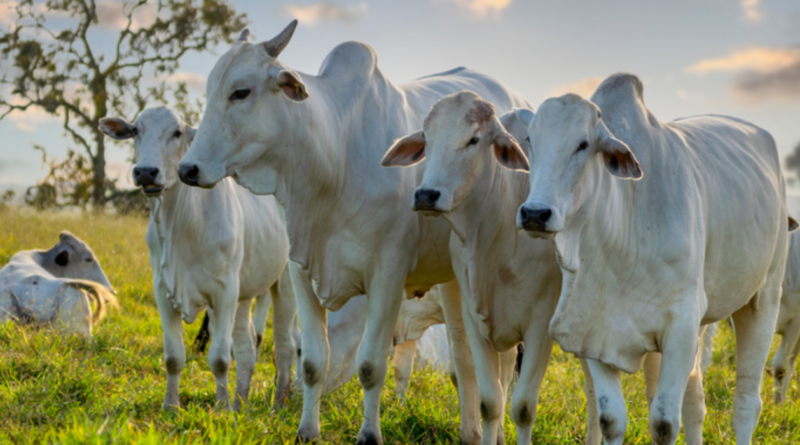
[{"left": 3, "top": 19, "right": 800, "bottom": 444}]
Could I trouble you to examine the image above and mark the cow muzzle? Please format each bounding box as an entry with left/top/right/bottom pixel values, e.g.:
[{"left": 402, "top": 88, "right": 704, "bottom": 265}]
[
  {"left": 518, "top": 204, "right": 555, "bottom": 237},
  {"left": 178, "top": 163, "right": 202, "bottom": 187},
  {"left": 413, "top": 188, "right": 443, "bottom": 216},
  {"left": 133, "top": 166, "right": 164, "bottom": 196}
]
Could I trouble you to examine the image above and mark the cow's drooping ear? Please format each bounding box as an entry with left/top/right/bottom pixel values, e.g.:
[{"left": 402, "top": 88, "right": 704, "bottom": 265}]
[
  {"left": 55, "top": 250, "right": 69, "bottom": 267},
  {"left": 493, "top": 131, "right": 529, "bottom": 172},
  {"left": 276, "top": 71, "right": 308, "bottom": 102},
  {"left": 183, "top": 125, "right": 197, "bottom": 146},
  {"left": 597, "top": 120, "right": 642, "bottom": 180},
  {"left": 381, "top": 131, "right": 426, "bottom": 168},
  {"left": 263, "top": 20, "right": 298, "bottom": 58},
  {"left": 99, "top": 117, "right": 137, "bottom": 140}
]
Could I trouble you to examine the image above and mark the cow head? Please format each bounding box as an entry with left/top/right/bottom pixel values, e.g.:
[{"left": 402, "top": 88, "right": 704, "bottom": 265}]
[
  {"left": 381, "top": 91, "right": 529, "bottom": 215},
  {"left": 44, "top": 231, "right": 115, "bottom": 293},
  {"left": 177, "top": 21, "right": 308, "bottom": 191},
  {"left": 99, "top": 107, "right": 196, "bottom": 197},
  {"left": 511, "top": 94, "right": 642, "bottom": 238}
]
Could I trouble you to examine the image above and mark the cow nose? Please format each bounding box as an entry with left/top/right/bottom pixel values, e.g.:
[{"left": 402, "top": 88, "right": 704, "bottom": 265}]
[
  {"left": 132, "top": 166, "right": 159, "bottom": 186},
  {"left": 178, "top": 164, "right": 200, "bottom": 186},
  {"left": 519, "top": 205, "right": 552, "bottom": 231},
  {"left": 413, "top": 188, "right": 441, "bottom": 211}
]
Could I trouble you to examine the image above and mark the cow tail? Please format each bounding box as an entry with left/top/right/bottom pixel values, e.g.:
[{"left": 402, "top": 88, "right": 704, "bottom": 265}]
[{"left": 61, "top": 280, "right": 118, "bottom": 324}]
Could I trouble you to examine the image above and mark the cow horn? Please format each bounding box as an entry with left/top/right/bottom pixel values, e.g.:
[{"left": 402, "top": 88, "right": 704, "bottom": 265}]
[
  {"left": 263, "top": 20, "right": 298, "bottom": 58},
  {"left": 237, "top": 28, "right": 250, "bottom": 43}
]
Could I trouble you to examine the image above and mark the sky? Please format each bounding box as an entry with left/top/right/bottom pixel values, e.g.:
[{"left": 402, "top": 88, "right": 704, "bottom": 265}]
[{"left": 2, "top": 0, "right": 800, "bottom": 198}]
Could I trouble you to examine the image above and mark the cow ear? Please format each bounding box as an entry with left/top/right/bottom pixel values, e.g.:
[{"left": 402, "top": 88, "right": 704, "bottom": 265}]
[
  {"left": 277, "top": 71, "right": 308, "bottom": 102},
  {"left": 99, "top": 118, "right": 136, "bottom": 140},
  {"left": 55, "top": 250, "right": 69, "bottom": 267},
  {"left": 493, "top": 131, "right": 529, "bottom": 172},
  {"left": 597, "top": 121, "right": 642, "bottom": 180},
  {"left": 789, "top": 216, "right": 799, "bottom": 232},
  {"left": 381, "top": 131, "right": 426, "bottom": 167}
]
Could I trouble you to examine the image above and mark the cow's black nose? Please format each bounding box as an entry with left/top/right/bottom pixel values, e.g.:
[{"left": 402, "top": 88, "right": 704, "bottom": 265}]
[
  {"left": 133, "top": 166, "right": 159, "bottom": 186},
  {"left": 519, "top": 206, "right": 552, "bottom": 231},
  {"left": 178, "top": 164, "right": 200, "bottom": 186},
  {"left": 414, "top": 188, "right": 441, "bottom": 211}
]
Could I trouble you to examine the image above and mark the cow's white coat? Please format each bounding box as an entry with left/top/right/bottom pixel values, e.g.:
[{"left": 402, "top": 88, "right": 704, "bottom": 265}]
[
  {"left": 178, "top": 21, "right": 528, "bottom": 444},
  {"left": 516, "top": 73, "right": 791, "bottom": 445},
  {"left": 99, "top": 107, "right": 297, "bottom": 412},
  {"left": 773, "top": 230, "right": 800, "bottom": 403}
]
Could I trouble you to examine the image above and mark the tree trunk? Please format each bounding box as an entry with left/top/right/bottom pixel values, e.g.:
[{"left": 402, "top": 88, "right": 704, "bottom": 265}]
[{"left": 92, "top": 130, "right": 105, "bottom": 208}]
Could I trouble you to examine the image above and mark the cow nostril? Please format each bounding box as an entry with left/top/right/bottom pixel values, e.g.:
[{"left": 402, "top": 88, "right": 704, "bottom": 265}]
[
  {"left": 428, "top": 190, "right": 440, "bottom": 202},
  {"left": 179, "top": 164, "right": 200, "bottom": 185},
  {"left": 133, "top": 167, "right": 142, "bottom": 178},
  {"left": 520, "top": 207, "right": 529, "bottom": 222},
  {"left": 538, "top": 209, "right": 552, "bottom": 224},
  {"left": 148, "top": 168, "right": 159, "bottom": 178}
]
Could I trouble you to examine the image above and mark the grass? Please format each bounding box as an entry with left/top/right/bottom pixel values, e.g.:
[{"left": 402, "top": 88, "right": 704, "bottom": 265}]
[{"left": 0, "top": 207, "right": 799, "bottom": 444}]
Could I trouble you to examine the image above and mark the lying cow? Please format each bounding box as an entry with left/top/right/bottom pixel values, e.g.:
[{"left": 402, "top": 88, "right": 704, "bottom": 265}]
[
  {"left": 177, "top": 20, "right": 530, "bottom": 444},
  {"left": 515, "top": 73, "right": 794, "bottom": 445},
  {"left": 0, "top": 231, "right": 116, "bottom": 336},
  {"left": 773, "top": 230, "right": 800, "bottom": 403},
  {"left": 99, "top": 107, "right": 298, "bottom": 412},
  {"left": 382, "top": 92, "right": 596, "bottom": 444}
]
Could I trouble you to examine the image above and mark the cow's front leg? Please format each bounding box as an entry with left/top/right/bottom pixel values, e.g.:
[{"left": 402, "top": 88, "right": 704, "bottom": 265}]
[
  {"left": 461, "top": 312, "right": 504, "bottom": 445},
  {"left": 439, "top": 279, "right": 481, "bottom": 445},
  {"left": 291, "top": 262, "right": 329, "bottom": 443},
  {"left": 355, "top": 275, "right": 406, "bottom": 445},
  {"left": 392, "top": 338, "right": 418, "bottom": 403},
  {"left": 510, "top": 326, "right": 554, "bottom": 445},
  {"left": 208, "top": 292, "right": 238, "bottom": 411},
  {"left": 271, "top": 267, "right": 299, "bottom": 407},
  {"left": 231, "top": 299, "right": 257, "bottom": 413},
  {"left": 586, "top": 359, "right": 626, "bottom": 445},
  {"left": 650, "top": 315, "right": 701, "bottom": 445},
  {"left": 154, "top": 285, "right": 185, "bottom": 410},
  {"left": 579, "top": 359, "right": 602, "bottom": 445}
]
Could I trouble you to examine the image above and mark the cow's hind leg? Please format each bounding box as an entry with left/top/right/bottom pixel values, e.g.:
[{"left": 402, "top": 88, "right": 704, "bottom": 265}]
[
  {"left": 772, "top": 316, "right": 800, "bottom": 404},
  {"left": 252, "top": 293, "right": 271, "bottom": 349},
  {"left": 510, "top": 327, "right": 554, "bottom": 445},
  {"left": 586, "top": 359, "right": 626, "bottom": 445},
  {"left": 392, "top": 338, "right": 417, "bottom": 403},
  {"left": 731, "top": 286, "right": 781, "bottom": 445},
  {"left": 154, "top": 285, "right": 185, "bottom": 410},
  {"left": 291, "top": 262, "right": 329, "bottom": 443},
  {"left": 681, "top": 338, "right": 706, "bottom": 445},
  {"left": 271, "top": 268, "right": 299, "bottom": 407},
  {"left": 231, "top": 299, "right": 257, "bottom": 413}
]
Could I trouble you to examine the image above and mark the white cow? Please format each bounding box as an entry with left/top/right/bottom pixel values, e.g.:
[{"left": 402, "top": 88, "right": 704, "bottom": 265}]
[
  {"left": 773, "top": 230, "right": 800, "bottom": 403},
  {"left": 382, "top": 91, "right": 597, "bottom": 444},
  {"left": 99, "top": 107, "right": 298, "bottom": 412},
  {"left": 177, "top": 21, "right": 529, "bottom": 444},
  {"left": 0, "top": 231, "right": 116, "bottom": 336},
  {"left": 514, "top": 73, "right": 794, "bottom": 445}
]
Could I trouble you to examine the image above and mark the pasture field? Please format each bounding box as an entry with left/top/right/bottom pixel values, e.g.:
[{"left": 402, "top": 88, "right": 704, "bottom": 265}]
[{"left": 1, "top": 207, "right": 799, "bottom": 444}]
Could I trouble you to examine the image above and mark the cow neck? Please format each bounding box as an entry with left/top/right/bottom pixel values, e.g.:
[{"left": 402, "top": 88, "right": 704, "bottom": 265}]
[{"left": 273, "top": 71, "right": 410, "bottom": 272}]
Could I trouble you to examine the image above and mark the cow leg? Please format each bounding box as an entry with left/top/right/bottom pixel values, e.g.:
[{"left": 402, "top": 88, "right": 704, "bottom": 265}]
[
  {"left": 462, "top": 314, "right": 503, "bottom": 445},
  {"left": 643, "top": 352, "right": 662, "bottom": 406},
  {"left": 510, "top": 327, "right": 554, "bottom": 445},
  {"left": 586, "top": 359, "right": 626, "bottom": 445},
  {"left": 682, "top": 339, "right": 706, "bottom": 445},
  {"left": 355, "top": 276, "right": 406, "bottom": 445},
  {"left": 154, "top": 285, "right": 185, "bottom": 410},
  {"left": 439, "top": 279, "right": 481, "bottom": 445},
  {"left": 731, "top": 287, "right": 781, "bottom": 445},
  {"left": 252, "top": 293, "right": 271, "bottom": 349},
  {"left": 649, "top": 314, "right": 701, "bottom": 445},
  {"left": 579, "top": 359, "right": 602, "bottom": 445},
  {"left": 208, "top": 295, "right": 238, "bottom": 411},
  {"left": 271, "top": 268, "right": 299, "bottom": 407},
  {"left": 772, "top": 317, "right": 800, "bottom": 404},
  {"left": 231, "top": 299, "right": 257, "bottom": 413},
  {"left": 701, "top": 322, "right": 717, "bottom": 375},
  {"left": 393, "top": 338, "right": 417, "bottom": 403},
  {"left": 291, "top": 262, "right": 329, "bottom": 443}
]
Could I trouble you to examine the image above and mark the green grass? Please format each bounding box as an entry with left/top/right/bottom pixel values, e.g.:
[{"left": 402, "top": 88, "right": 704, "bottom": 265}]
[{"left": 0, "top": 207, "right": 799, "bottom": 444}]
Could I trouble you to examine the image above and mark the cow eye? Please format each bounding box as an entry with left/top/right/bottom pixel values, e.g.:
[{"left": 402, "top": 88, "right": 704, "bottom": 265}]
[
  {"left": 229, "top": 89, "right": 251, "bottom": 101},
  {"left": 576, "top": 141, "right": 589, "bottom": 152},
  {"left": 173, "top": 130, "right": 182, "bottom": 138},
  {"left": 467, "top": 137, "right": 480, "bottom": 146},
  {"left": 84, "top": 258, "right": 92, "bottom": 263}
]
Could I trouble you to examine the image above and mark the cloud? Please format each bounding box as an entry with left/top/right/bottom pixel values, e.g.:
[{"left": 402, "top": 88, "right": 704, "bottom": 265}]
[
  {"left": 548, "top": 77, "right": 604, "bottom": 99},
  {"left": 96, "top": 0, "right": 157, "bottom": 32},
  {"left": 741, "top": 0, "right": 763, "bottom": 23},
  {"left": 165, "top": 72, "right": 205, "bottom": 90},
  {"left": 0, "top": 1, "right": 17, "bottom": 29},
  {"left": 686, "top": 47, "right": 800, "bottom": 74},
  {"left": 282, "top": 2, "right": 367, "bottom": 26},
  {"left": 687, "top": 46, "right": 800, "bottom": 105},
  {"left": 437, "top": 0, "right": 512, "bottom": 17},
  {"left": 14, "top": 121, "right": 35, "bottom": 133}
]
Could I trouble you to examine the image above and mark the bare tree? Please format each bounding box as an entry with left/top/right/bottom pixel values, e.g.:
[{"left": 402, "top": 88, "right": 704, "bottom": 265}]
[{"left": 0, "top": 0, "right": 246, "bottom": 207}]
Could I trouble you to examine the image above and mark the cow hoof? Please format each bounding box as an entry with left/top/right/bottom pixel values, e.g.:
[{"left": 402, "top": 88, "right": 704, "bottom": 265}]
[
  {"left": 295, "top": 434, "right": 318, "bottom": 444},
  {"left": 356, "top": 432, "right": 382, "bottom": 445}
]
